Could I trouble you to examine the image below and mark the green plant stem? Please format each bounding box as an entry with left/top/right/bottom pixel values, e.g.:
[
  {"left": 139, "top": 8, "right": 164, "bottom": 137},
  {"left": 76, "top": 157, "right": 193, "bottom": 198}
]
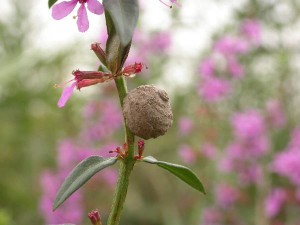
[{"left": 107, "top": 76, "right": 135, "bottom": 225}]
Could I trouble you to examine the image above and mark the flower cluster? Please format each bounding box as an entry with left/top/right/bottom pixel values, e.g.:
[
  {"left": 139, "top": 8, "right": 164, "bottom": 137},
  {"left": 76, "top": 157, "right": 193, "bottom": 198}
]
[
  {"left": 40, "top": 98, "right": 122, "bottom": 224},
  {"left": 272, "top": 128, "right": 300, "bottom": 186},
  {"left": 197, "top": 19, "right": 261, "bottom": 102},
  {"left": 220, "top": 110, "right": 269, "bottom": 185}
]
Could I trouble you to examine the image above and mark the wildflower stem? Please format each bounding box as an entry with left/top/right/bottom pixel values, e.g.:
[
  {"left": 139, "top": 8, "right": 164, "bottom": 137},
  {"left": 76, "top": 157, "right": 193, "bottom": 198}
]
[{"left": 107, "top": 76, "right": 135, "bottom": 225}]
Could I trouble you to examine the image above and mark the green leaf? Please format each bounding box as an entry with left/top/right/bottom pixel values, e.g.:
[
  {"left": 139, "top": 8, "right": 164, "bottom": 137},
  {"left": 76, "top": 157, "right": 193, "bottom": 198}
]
[
  {"left": 142, "top": 156, "right": 206, "bottom": 194},
  {"left": 53, "top": 156, "right": 118, "bottom": 210},
  {"left": 105, "top": 12, "right": 132, "bottom": 74},
  {"left": 48, "top": 0, "right": 58, "bottom": 8},
  {"left": 103, "top": 0, "right": 139, "bottom": 46}
]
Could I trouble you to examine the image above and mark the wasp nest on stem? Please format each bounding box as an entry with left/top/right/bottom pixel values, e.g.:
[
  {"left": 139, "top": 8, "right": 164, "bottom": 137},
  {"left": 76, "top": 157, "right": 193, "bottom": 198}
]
[{"left": 123, "top": 85, "right": 173, "bottom": 140}]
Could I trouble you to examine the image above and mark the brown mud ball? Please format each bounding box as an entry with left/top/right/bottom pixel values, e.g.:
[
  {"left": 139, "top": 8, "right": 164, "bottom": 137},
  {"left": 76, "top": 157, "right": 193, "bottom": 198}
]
[{"left": 123, "top": 85, "right": 173, "bottom": 140}]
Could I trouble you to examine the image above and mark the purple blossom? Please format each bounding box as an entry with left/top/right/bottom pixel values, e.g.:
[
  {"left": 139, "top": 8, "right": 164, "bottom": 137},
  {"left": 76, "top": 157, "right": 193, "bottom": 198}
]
[
  {"left": 266, "top": 100, "right": 286, "bottom": 128},
  {"left": 231, "top": 110, "right": 266, "bottom": 140},
  {"left": 215, "top": 184, "right": 239, "bottom": 208},
  {"left": 199, "top": 58, "right": 215, "bottom": 78},
  {"left": 287, "top": 128, "right": 300, "bottom": 149},
  {"left": 198, "top": 77, "right": 230, "bottom": 102},
  {"left": 126, "top": 31, "right": 171, "bottom": 66},
  {"left": 148, "top": 32, "right": 171, "bottom": 53},
  {"left": 201, "top": 143, "right": 217, "bottom": 159},
  {"left": 214, "top": 37, "right": 249, "bottom": 56},
  {"left": 227, "top": 56, "right": 244, "bottom": 78},
  {"left": 238, "top": 164, "right": 263, "bottom": 185},
  {"left": 82, "top": 100, "right": 123, "bottom": 142},
  {"left": 178, "top": 145, "right": 196, "bottom": 164},
  {"left": 178, "top": 117, "right": 193, "bottom": 136},
  {"left": 220, "top": 141, "right": 265, "bottom": 185},
  {"left": 201, "top": 207, "right": 222, "bottom": 225},
  {"left": 39, "top": 171, "right": 84, "bottom": 224},
  {"left": 52, "top": 0, "right": 104, "bottom": 32},
  {"left": 272, "top": 149, "right": 300, "bottom": 185},
  {"left": 265, "top": 188, "right": 286, "bottom": 218},
  {"left": 241, "top": 19, "right": 261, "bottom": 45}
]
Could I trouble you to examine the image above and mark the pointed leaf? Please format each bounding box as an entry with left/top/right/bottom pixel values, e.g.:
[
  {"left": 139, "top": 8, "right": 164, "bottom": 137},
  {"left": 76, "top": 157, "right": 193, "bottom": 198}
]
[
  {"left": 105, "top": 12, "right": 132, "bottom": 74},
  {"left": 49, "top": 0, "right": 59, "bottom": 8},
  {"left": 53, "top": 156, "right": 118, "bottom": 210},
  {"left": 103, "top": 0, "right": 139, "bottom": 46},
  {"left": 142, "top": 156, "right": 206, "bottom": 194}
]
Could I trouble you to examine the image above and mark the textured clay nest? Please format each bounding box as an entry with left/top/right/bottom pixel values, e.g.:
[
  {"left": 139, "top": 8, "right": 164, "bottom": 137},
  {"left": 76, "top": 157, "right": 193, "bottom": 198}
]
[{"left": 123, "top": 84, "right": 173, "bottom": 140}]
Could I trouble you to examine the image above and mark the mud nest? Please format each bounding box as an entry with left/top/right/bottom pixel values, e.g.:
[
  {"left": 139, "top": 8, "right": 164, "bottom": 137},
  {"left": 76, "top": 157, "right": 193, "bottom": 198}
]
[{"left": 123, "top": 84, "right": 173, "bottom": 140}]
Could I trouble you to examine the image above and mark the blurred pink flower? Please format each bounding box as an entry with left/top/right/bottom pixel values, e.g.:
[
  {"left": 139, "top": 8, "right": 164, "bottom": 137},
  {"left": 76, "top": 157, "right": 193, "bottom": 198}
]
[
  {"left": 201, "top": 143, "right": 217, "bottom": 159},
  {"left": 82, "top": 100, "right": 122, "bottom": 142},
  {"left": 201, "top": 207, "right": 222, "bottom": 225},
  {"left": 231, "top": 110, "right": 266, "bottom": 140},
  {"left": 39, "top": 171, "right": 84, "bottom": 224},
  {"left": 198, "top": 77, "right": 230, "bottom": 102},
  {"left": 272, "top": 149, "right": 300, "bottom": 185},
  {"left": 100, "top": 169, "right": 118, "bottom": 187},
  {"left": 170, "top": 0, "right": 181, "bottom": 7},
  {"left": 199, "top": 58, "right": 215, "bottom": 78},
  {"left": 265, "top": 188, "right": 286, "bottom": 218},
  {"left": 52, "top": 0, "right": 104, "bottom": 32},
  {"left": 57, "top": 139, "right": 78, "bottom": 169},
  {"left": 266, "top": 100, "right": 286, "bottom": 128},
  {"left": 238, "top": 164, "right": 263, "bottom": 185},
  {"left": 287, "top": 128, "right": 300, "bottom": 149},
  {"left": 227, "top": 56, "right": 244, "bottom": 78},
  {"left": 178, "top": 117, "right": 193, "bottom": 136},
  {"left": 178, "top": 145, "right": 196, "bottom": 164},
  {"left": 126, "top": 31, "right": 171, "bottom": 65},
  {"left": 216, "top": 184, "right": 239, "bottom": 208},
  {"left": 241, "top": 19, "right": 261, "bottom": 45},
  {"left": 149, "top": 32, "right": 171, "bottom": 53},
  {"left": 214, "top": 37, "right": 249, "bottom": 56}
]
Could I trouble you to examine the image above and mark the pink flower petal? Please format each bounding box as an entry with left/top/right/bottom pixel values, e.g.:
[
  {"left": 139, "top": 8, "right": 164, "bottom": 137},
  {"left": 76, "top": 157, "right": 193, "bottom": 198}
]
[
  {"left": 52, "top": 0, "right": 78, "bottom": 20},
  {"left": 170, "top": 0, "right": 181, "bottom": 7},
  {"left": 87, "top": 0, "right": 104, "bottom": 15},
  {"left": 57, "top": 82, "right": 77, "bottom": 108},
  {"left": 77, "top": 4, "right": 89, "bottom": 32}
]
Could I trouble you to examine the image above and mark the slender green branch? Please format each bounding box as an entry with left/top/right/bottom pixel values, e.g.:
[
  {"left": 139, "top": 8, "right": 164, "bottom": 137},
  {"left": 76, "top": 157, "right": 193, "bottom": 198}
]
[{"left": 107, "top": 76, "right": 136, "bottom": 225}]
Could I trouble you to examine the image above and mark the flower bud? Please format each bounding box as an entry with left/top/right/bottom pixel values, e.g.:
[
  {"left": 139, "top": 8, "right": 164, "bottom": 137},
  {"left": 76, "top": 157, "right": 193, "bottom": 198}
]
[{"left": 123, "top": 85, "right": 173, "bottom": 140}]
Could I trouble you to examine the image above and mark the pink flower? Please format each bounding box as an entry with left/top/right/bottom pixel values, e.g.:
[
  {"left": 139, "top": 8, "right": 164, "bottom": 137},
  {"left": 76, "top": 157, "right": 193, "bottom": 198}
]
[
  {"left": 231, "top": 110, "right": 266, "bottom": 140},
  {"left": 178, "top": 117, "right": 193, "bottom": 136},
  {"left": 198, "top": 77, "right": 230, "bottom": 102},
  {"left": 227, "top": 56, "right": 244, "bottom": 78},
  {"left": 216, "top": 184, "right": 239, "bottom": 208},
  {"left": 201, "top": 143, "right": 217, "bottom": 159},
  {"left": 39, "top": 171, "right": 84, "bottom": 224},
  {"left": 266, "top": 100, "right": 286, "bottom": 128},
  {"left": 52, "top": 0, "right": 104, "bottom": 32},
  {"left": 201, "top": 207, "right": 222, "bottom": 225},
  {"left": 199, "top": 58, "right": 215, "bottom": 78},
  {"left": 265, "top": 188, "right": 286, "bottom": 218},
  {"left": 241, "top": 19, "right": 261, "bottom": 45},
  {"left": 178, "top": 145, "right": 196, "bottom": 164},
  {"left": 272, "top": 149, "right": 300, "bottom": 185},
  {"left": 214, "top": 37, "right": 249, "bottom": 56},
  {"left": 57, "top": 70, "right": 113, "bottom": 108}
]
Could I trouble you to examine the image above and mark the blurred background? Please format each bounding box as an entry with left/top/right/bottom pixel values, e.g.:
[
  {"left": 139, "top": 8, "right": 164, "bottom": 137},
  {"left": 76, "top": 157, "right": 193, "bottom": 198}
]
[{"left": 1, "top": 0, "right": 300, "bottom": 224}]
